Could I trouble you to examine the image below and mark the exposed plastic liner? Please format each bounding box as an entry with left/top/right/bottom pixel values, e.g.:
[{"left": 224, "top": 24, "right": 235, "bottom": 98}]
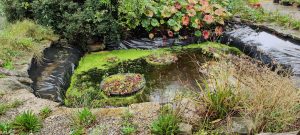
[
  {"left": 223, "top": 24, "right": 300, "bottom": 77},
  {"left": 113, "top": 37, "right": 201, "bottom": 50},
  {"left": 28, "top": 44, "right": 82, "bottom": 102}
]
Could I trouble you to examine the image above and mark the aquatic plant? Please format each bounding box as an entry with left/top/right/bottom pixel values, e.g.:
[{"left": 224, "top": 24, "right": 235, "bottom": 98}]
[
  {"left": 145, "top": 53, "right": 178, "bottom": 66},
  {"left": 12, "top": 111, "right": 42, "bottom": 134},
  {"left": 101, "top": 73, "right": 146, "bottom": 96}
]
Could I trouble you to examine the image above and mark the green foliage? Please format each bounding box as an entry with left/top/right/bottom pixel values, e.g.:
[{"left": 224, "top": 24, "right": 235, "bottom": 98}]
[
  {"left": 39, "top": 107, "right": 52, "bottom": 120},
  {"left": 119, "top": 0, "right": 231, "bottom": 39},
  {"left": 0, "top": 100, "right": 23, "bottom": 115},
  {"left": 118, "top": 0, "right": 149, "bottom": 29},
  {"left": 12, "top": 111, "right": 42, "bottom": 134},
  {"left": 150, "top": 114, "right": 180, "bottom": 135},
  {"left": 72, "top": 108, "right": 96, "bottom": 128},
  {"left": 0, "top": 0, "right": 32, "bottom": 22},
  {"left": 0, "top": 20, "right": 57, "bottom": 67},
  {"left": 31, "top": 0, "right": 120, "bottom": 48},
  {"left": 0, "top": 122, "right": 13, "bottom": 134}
]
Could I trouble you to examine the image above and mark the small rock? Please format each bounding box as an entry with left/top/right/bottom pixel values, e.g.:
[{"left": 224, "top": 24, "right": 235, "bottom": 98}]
[
  {"left": 87, "top": 43, "right": 105, "bottom": 52},
  {"left": 179, "top": 123, "right": 193, "bottom": 135},
  {"left": 229, "top": 117, "right": 249, "bottom": 135}
]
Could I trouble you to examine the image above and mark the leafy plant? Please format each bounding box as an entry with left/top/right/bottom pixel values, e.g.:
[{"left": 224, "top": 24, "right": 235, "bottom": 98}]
[
  {"left": 39, "top": 106, "right": 52, "bottom": 120},
  {"left": 120, "top": 0, "right": 231, "bottom": 40},
  {"left": 12, "top": 111, "right": 42, "bottom": 133},
  {"left": 150, "top": 114, "right": 180, "bottom": 135}
]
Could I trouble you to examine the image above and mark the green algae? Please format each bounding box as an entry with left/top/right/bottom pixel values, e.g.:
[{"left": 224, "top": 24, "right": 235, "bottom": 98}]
[{"left": 65, "top": 42, "right": 242, "bottom": 108}]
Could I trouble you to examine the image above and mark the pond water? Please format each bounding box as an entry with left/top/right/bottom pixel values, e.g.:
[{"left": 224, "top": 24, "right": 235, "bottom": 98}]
[{"left": 145, "top": 52, "right": 206, "bottom": 103}]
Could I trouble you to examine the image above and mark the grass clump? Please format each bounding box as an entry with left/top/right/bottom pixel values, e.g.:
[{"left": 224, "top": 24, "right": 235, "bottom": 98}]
[
  {"left": 39, "top": 106, "right": 52, "bottom": 120},
  {"left": 151, "top": 105, "right": 180, "bottom": 135},
  {"left": 12, "top": 111, "right": 42, "bottom": 134},
  {"left": 0, "top": 20, "right": 57, "bottom": 69},
  {"left": 196, "top": 56, "right": 300, "bottom": 133},
  {"left": 0, "top": 122, "right": 13, "bottom": 134},
  {"left": 72, "top": 108, "right": 96, "bottom": 127},
  {"left": 151, "top": 114, "right": 180, "bottom": 135},
  {"left": 0, "top": 100, "right": 23, "bottom": 115}
]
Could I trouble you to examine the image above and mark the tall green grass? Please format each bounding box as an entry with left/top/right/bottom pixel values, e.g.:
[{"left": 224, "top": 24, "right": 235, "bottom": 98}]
[{"left": 0, "top": 20, "right": 57, "bottom": 69}]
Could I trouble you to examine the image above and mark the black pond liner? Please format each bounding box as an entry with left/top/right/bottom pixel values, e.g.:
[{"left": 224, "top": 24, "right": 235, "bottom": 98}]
[
  {"left": 28, "top": 43, "right": 83, "bottom": 102},
  {"left": 222, "top": 23, "right": 300, "bottom": 77}
]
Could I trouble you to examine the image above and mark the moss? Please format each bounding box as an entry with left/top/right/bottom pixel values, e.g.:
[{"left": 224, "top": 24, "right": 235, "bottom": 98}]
[{"left": 66, "top": 42, "right": 242, "bottom": 107}]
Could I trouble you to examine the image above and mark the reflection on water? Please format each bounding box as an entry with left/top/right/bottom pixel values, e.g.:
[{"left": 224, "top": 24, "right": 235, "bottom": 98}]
[{"left": 145, "top": 53, "right": 206, "bottom": 103}]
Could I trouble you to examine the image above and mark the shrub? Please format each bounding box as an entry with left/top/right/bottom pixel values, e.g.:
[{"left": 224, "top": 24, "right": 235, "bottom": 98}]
[
  {"left": 32, "top": 0, "right": 120, "bottom": 48},
  {"left": 0, "top": 0, "right": 32, "bottom": 22},
  {"left": 39, "top": 106, "right": 52, "bottom": 120},
  {"left": 119, "top": 0, "right": 231, "bottom": 40},
  {"left": 12, "top": 111, "right": 42, "bottom": 133},
  {"left": 71, "top": 108, "right": 96, "bottom": 128},
  {"left": 150, "top": 114, "right": 180, "bottom": 135}
]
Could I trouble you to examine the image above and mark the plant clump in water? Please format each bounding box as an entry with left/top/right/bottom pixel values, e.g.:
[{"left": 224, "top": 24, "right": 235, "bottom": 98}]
[
  {"left": 100, "top": 73, "right": 146, "bottom": 96},
  {"left": 145, "top": 53, "right": 178, "bottom": 66}
]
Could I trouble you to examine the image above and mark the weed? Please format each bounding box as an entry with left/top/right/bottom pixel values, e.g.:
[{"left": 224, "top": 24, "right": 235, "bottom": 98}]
[
  {"left": 39, "top": 106, "right": 52, "bottom": 120},
  {"left": 121, "top": 110, "right": 136, "bottom": 135},
  {"left": 71, "top": 108, "right": 96, "bottom": 128},
  {"left": 12, "top": 111, "right": 42, "bottom": 134},
  {"left": 0, "top": 122, "right": 13, "bottom": 134},
  {"left": 0, "top": 100, "right": 23, "bottom": 115},
  {"left": 150, "top": 113, "right": 180, "bottom": 135}
]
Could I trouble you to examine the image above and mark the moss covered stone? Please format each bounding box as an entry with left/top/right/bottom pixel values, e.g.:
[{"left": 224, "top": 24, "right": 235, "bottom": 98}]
[
  {"left": 65, "top": 42, "right": 242, "bottom": 108},
  {"left": 145, "top": 53, "right": 178, "bottom": 66}
]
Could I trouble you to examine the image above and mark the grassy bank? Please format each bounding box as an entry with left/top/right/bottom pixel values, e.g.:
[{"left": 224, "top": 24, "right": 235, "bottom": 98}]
[{"left": 0, "top": 20, "right": 57, "bottom": 70}]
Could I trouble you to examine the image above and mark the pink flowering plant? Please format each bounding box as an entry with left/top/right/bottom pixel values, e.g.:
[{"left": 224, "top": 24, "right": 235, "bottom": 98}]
[{"left": 140, "top": 0, "right": 231, "bottom": 40}]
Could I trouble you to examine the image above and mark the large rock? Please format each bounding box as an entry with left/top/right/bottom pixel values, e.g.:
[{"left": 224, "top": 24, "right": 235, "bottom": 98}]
[{"left": 0, "top": 77, "right": 32, "bottom": 92}]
